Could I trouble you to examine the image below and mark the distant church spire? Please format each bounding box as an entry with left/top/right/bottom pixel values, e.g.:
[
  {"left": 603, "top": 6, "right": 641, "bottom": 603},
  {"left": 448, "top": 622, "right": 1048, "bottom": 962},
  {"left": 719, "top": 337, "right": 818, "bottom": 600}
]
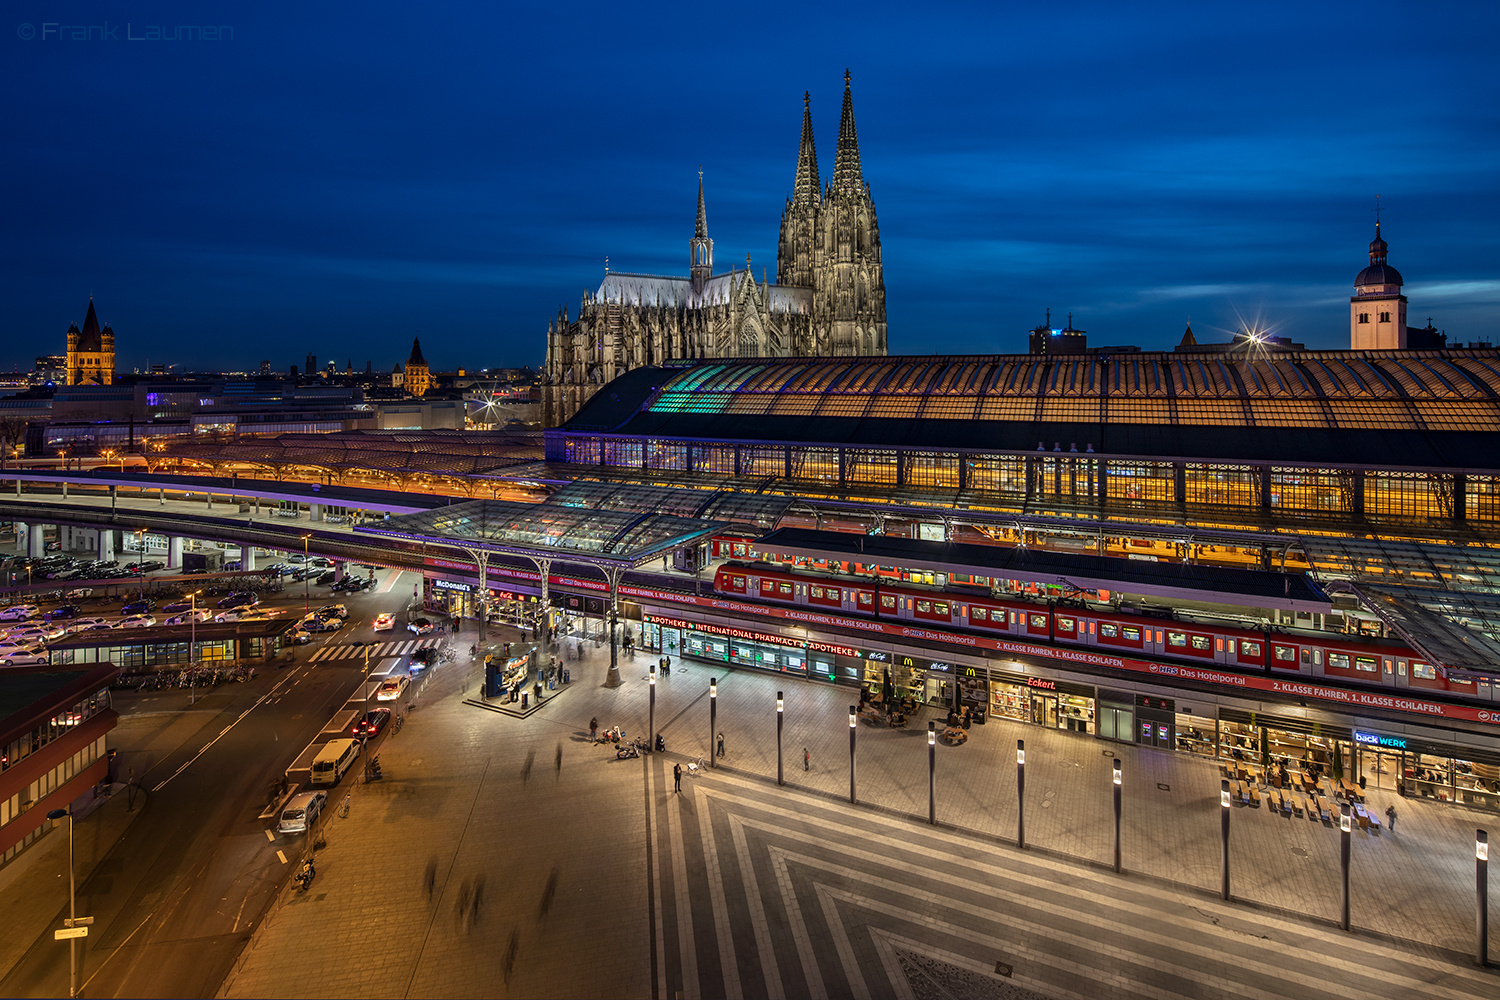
[
  {"left": 690, "top": 170, "right": 713, "bottom": 290},
  {"left": 793, "top": 91, "right": 821, "bottom": 207},
  {"left": 831, "top": 69, "right": 864, "bottom": 194}
]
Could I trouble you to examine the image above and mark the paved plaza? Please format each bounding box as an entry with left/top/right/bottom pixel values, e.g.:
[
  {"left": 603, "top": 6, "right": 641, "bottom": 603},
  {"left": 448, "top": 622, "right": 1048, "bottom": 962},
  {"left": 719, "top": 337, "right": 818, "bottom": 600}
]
[{"left": 221, "top": 636, "right": 1500, "bottom": 999}]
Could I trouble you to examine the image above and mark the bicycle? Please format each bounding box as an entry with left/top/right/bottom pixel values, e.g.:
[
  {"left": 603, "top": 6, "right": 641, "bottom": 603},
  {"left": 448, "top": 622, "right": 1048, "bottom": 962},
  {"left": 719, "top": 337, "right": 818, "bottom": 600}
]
[
  {"left": 392, "top": 713, "right": 405, "bottom": 735},
  {"left": 686, "top": 755, "right": 707, "bottom": 774},
  {"left": 338, "top": 792, "right": 351, "bottom": 818}
]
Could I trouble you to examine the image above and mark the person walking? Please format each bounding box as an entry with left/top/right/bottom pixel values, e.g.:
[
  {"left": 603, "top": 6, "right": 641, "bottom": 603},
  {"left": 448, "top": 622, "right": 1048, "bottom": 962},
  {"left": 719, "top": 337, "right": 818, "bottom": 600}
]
[
  {"left": 803, "top": 747, "right": 810, "bottom": 771},
  {"left": 1385, "top": 803, "right": 1397, "bottom": 832},
  {"left": 590, "top": 717, "right": 599, "bottom": 741},
  {"left": 717, "top": 731, "right": 725, "bottom": 758},
  {"left": 673, "top": 762, "right": 682, "bottom": 793},
  {"left": 664, "top": 655, "right": 671, "bottom": 677}
]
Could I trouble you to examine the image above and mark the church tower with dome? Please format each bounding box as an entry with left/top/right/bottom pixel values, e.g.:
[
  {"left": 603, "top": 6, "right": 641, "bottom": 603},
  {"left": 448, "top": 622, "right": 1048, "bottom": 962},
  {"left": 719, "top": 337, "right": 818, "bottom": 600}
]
[{"left": 1349, "top": 219, "right": 1407, "bottom": 349}]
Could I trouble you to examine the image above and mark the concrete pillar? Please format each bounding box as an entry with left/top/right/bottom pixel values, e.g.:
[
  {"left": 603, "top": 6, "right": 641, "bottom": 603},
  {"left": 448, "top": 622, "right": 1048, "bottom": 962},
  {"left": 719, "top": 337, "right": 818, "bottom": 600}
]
[
  {"left": 27, "top": 525, "right": 46, "bottom": 558},
  {"left": 98, "top": 530, "right": 115, "bottom": 563},
  {"left": 242, "top": 546, "right": 256, "bottom": 571},
  {"left": 332, "top": 559, "right": 345, "bottom": 581},
  {"left": 167, "top": 536, "right": 184, "bottom": 570},
  {"left": 13, "top": 521, "right": 26, "bottom": 555},
  {"left": 309, "top": 503, "right": 324, "bottom": 522}
]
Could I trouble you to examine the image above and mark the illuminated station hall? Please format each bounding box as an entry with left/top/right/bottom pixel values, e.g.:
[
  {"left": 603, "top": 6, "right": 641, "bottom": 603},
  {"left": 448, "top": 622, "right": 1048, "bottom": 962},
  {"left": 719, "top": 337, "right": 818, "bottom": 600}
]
[{"left": 425, "top": 349, "right": 1500, "bottom": 810}]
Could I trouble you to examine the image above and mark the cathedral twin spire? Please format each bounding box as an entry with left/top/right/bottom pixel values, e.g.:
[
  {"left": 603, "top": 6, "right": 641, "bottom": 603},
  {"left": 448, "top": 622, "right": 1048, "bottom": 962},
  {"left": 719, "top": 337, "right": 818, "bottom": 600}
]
[{"left": 830, "top": 68, "right": 864, "bottom": 195}]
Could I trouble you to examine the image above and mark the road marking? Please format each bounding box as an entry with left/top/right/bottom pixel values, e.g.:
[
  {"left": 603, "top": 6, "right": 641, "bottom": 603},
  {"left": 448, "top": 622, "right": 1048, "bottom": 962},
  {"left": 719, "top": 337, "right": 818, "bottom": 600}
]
[
  {"left": 264, "top": 829, "right": 275, "bottom": 842},
  {"left": 276, "top": 849, "right": 287, "bottom": 865},
  {"left": 150, "top": 669, "right": 303, "bottom": 791}
]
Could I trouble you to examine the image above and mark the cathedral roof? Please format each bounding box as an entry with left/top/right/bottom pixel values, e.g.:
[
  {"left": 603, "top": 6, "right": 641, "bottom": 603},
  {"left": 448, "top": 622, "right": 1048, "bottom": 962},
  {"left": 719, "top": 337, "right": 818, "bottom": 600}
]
[
  {"left": 593, "top": 271, "right": 812, "bottom": 314},
  {"left": 75, "top": 298, "right": 104, "bottom": 353}
]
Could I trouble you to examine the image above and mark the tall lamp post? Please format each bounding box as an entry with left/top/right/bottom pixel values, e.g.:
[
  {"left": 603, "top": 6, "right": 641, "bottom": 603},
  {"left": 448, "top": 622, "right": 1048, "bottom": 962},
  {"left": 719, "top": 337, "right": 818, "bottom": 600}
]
[
  {"left": 709, "top": 677, "right": 717, "bottom": 769},
  {"left": 1017, "top": 740, "right": 1026, "bottom": 850},
  {"left": 1113, "top": 758, "right": 1123, "bottom": 873},
  {"left": 1478, "top": 829, "right": 1490, "bottom": 967},
  {"left": 648, "top": 665, "right": 656, "bottom": 747},
  {"left": 848, "top": 705, "right": 857, "bottom": 804},
  {"left": 1340, "top": 803, "right": 1352, "bottom": 931},
  {"left": 45, "top": 808, "right": 81, "bottom": 998},
  {"left": 776, "top": 692, "right": 784, "bottom": 786},
  {"left": 301, "top": 534, "right": 311, "bottom": 615},
  {"left": 928, "top": 721, "right": 936, "bottom": 825},
  {"left": 1220, "top": 778, "right": 1232, "bottom": 900},
  {"left": 187, "top": 589, "right": 201, "bottom": 706}
]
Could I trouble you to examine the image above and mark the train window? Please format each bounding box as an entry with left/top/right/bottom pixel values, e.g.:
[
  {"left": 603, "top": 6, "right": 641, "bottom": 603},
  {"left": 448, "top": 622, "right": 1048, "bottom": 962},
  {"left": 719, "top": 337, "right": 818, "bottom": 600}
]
[
  {"left": 1167, "top": 632, "right": 1187, "bottom": 647},
  {"left": 1327, "top": 653, "right": 1349, "bottom": 669},
  {"left": 1300, "top": 648, "right": 1311, "bottom": 663},
  {"left": 1156, "top": 630, "right": 1164, "bottom": 644},
  {"left": 1242, "top": 641, "right": 1261, "bottom": 657},
  {"left": 917, "top": 600, "right": 932, "bottom": 614},
  {"left": 778, "top": 583, "right": 793, "bottom": 595},
  {"left": 1274, "top": 645, "right": 1294, "bottom": 661},
  {"left": 1313, "top": 650, "right": 1322, "bottom": 665},
  {"left": 1121, "top": 626, "right": 1140, "bottom": 641},
  {"left": 1225, "top": 639, "right": 1234, "bottom": 654},
  {"left": 1029, "top": 614, "right": 1047, "bottom": 628},
  {"left": 1191, "top": 636, "right": 1210, "bottom": 651},
  {"left": 972, "top": 607, "right": 987, "bottom": 621},
  {"left": 881, "top": 595, "right": 896, "bottom": 609},
  {"left": 1099, "top": 623, "right": 1119, "bottom": 638},
  {"left": 1056, "top": 616, "right": 1074, "bottom": 631},
  {"left": 1089, "top": 621, "right": 1096, "bottom": 634},
  {"left": 1355, "top": 656, "right": 1377, "bottom": 672},
  {"left": 1412, "top": 661, "right": 1436, "bottom": 680},
  {"left": 858, "top": 592, "right": 873, "bottom": 606},
  {"left": 811, "top": 586, "right": 824, "bottom": 598},
  {"left": 935, "top": 602, "right": 950, "bottom": 616}
]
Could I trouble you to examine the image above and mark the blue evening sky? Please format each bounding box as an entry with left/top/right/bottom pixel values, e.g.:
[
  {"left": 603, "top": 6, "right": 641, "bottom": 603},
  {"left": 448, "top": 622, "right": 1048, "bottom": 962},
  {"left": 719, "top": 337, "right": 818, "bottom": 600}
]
[{"left": 3, "top": 1, "right": 1498, "bottom": 374}]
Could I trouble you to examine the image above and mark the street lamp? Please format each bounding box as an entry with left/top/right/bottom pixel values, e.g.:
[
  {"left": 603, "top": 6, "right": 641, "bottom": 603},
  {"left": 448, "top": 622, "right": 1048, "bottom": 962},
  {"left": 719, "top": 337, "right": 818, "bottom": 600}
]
[
  {"left": 1017, "top": 740, "right": 1027, "bottom": 850},
  {"left": 45, "top": 807, "right": 81, "bottom": 998},
  {"left": 848, "top": 705, "right": 857, "bottom": 805},
  {"left": 709, "top": 677, "right": 717, "bottom": 769},
  {"left": 1113, "top": 758, "right": 1123, "bottom": 874},
  {"left": 928, "top": 721, "right": 936, "bottom": 825},
  {"left": 648, "top": 664, "right": 656, "bottom": 747},
  {"left": 1340, "top": 803, "right": 1352, "bottom": 931},
  {"left": 301, "top": 534, "right": 311, "bottom": 615},
  {"left": 187, "top": 590, "right": 201, "bottom": 706},
  {"left": 1220, "top": 778, "right": 1232, "bottom": 900},
  {"left": 776, "top": 692, "right": 784, "bottom": 786},
  {"left": 1478, "top": 829, "right": 1490, "bottom": 967}
]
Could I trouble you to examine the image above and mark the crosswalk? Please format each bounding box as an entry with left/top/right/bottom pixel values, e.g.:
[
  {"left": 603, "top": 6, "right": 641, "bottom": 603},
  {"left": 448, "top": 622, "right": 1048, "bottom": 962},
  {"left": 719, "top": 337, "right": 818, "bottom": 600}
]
[
  {"left": 307, "top": 638, "right": 443, "bottom": 662},
  {"left": 646, "top": 758, "right": 1498, "bottom": 1000}
]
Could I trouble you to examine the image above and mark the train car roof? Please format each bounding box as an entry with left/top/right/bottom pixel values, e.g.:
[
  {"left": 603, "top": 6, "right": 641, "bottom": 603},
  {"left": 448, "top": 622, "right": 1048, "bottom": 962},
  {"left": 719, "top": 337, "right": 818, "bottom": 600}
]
[{"left": 747, "top": 527, "right": 1332, "bottom": 613}]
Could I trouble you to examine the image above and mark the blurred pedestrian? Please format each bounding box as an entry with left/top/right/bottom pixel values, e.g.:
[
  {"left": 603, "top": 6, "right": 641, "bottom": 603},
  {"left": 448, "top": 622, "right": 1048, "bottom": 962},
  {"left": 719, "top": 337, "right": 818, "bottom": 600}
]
[
  {"left": 589, "top": 717, "right": 599, "bottom": 741},
  {"left": 717, "top": 732, "right": 725, "bottom": 758},
  {"left": 673, "top": 762, "right": 682, "bottom": 792},
  {"left": 1385, "top": 804, "right": 1397, "bottom": 832},
  {"left": 803, "top": 747, "right": 810, "bottom": 771}
]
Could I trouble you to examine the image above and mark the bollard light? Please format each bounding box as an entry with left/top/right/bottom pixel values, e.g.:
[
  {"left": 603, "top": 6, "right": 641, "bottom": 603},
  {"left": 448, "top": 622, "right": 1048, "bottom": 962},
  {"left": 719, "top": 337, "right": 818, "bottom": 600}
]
[
  {"left": 928, "top": 723, "right": 936, "bottom": 746},
  {"left": 650, "top": 666, "right": 656, "bottom": 687},
  {"left": 849, "top": 707, "right": 856, "bottom": 728},
  {"left": 1113, "top": 759, "right": 1122, "bottom": 785},
  {"left": 1480, "top": 833, "right": 1490, "bottom": 862},
  {"left": 1340, "top": 807, "right": 1352, "bottom": 833},
  {"left": 1221, "top": 781, "right": 1232, "bottom": 809},
  {"left": 1017, "top": 744, "right": 1026, "bottom": 765},
  {"left": 710, "top": 678, "right": 717, "bottom": 699},
  {"left": 777, "top": 693, "right": 783, "bottom": 714}
]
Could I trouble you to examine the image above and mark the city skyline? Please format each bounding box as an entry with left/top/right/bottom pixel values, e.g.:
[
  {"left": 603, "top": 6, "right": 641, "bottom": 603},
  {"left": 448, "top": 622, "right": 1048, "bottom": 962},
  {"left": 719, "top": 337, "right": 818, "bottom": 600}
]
[{"left": 4, "top": 1, "right": 1499, "bottom": 373}]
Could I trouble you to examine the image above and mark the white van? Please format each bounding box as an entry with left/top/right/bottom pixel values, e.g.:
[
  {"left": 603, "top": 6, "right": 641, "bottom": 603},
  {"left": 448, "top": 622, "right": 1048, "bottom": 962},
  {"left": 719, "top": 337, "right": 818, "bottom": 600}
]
[
  {"left": 277, "top": 790, "right": 327, "bottom": 834},
  {"left": 309, "top": 739, "right": 360, "bottom": 786}
]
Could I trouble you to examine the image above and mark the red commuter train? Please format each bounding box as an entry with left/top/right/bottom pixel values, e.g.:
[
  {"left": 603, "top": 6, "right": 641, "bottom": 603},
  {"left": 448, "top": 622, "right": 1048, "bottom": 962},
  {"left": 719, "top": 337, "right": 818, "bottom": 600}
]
[{"left": 712, "top": 562, "right": 1477, "bottom": 699}]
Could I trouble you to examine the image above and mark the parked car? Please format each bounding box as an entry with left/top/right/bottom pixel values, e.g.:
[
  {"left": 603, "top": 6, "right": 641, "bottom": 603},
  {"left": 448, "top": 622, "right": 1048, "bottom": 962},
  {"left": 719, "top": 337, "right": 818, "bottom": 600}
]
[
  {"left": 0, "top": 644, "right": 47, "bottom": 667},
  {"left": 315, "top": 605, "right": 348, "bottom": 620},
  {"left": 116, "top": 615, "right": 158, "bottom": 629},
  {"left": 407, "top": 617, "right": 435, "bottom": 635},
  {"left": 7, "top": 625, "right": 65, "bottom": 643},
  {"left": 161, "top": 600, "right": 194, "bottom": 614},
  {"left": 314, "top": 571, "right": 337, "bottom": 586},
  {"left": 287, "top": 628, "right": 313, "bottom": 645},
  {"left": 121, "top": 599, "right": 155, "bottom": 615},
  {"left": 0, "top": 604, "right": 39, "bottom": 621},
  {"left": 372, "top": 613, "right": 395, "bottom": 632},
  {"left": 64, "top": 587, "right": 94, "bottom": 600},
  {"left": 217, "top": 592, "right": 260, "bottom": 609},
  {"left": 375, "top": 675, "right": 410, "bottom": 701},
  {"left": 349, "top": 708, "right": 392, "bottom": 738},
  {"left": 277, "top": 790, "right": 327, "bottom": 835},
  {"left": 44, "top": 605, "right": 83, "bottom": 621},
  {"left": 299, "top": 614, "right": 340, "bottom": 633},
  {"left": 165, "top": 609, "right": 213, "bottom": 626},
  {"left": 66, "top": 617, "right": 111, "bottom": 633}
]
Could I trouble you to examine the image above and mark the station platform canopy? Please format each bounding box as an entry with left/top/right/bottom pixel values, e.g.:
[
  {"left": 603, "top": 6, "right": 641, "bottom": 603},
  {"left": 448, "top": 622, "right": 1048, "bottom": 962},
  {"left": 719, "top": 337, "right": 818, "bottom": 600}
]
[
  {"left": 749, "top": 527, "right": 1332, "bottom": 613},
  {"left": 355, "top": 493, "right": 733, "bottom": 570},
  {"left": 1333, "top": 582, "right": 1500, "bottom": 682}
]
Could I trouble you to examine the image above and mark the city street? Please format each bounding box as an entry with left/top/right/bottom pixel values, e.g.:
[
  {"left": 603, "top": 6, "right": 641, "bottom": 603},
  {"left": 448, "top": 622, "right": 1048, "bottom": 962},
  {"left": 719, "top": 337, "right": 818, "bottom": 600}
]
[
  {"left": 0, "top": 568, "right": 435, "bottom": 998},
  {"left": 222, "top": 635, "right": 1500, "bottom": 1000}
]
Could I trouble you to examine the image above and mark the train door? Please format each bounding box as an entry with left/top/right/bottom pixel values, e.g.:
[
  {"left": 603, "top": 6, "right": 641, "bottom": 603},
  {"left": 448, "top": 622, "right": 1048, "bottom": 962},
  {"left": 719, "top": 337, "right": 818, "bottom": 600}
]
[{"left": 1393, "top": 659, "right": 1409, "bottom": 688}]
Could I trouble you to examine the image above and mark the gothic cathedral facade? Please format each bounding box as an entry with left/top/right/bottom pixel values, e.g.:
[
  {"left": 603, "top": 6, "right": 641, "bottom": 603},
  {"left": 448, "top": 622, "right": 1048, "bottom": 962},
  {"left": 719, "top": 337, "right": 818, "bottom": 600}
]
[{"left": 542, "top": 72, "right": 888, "bottom": 427}]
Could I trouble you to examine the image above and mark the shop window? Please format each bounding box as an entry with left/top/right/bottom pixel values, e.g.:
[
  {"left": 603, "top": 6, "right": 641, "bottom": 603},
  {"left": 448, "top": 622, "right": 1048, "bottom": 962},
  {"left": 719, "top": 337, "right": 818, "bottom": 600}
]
[
  {"left": 1355, "top": 656, "right": 1378, "bottom": 672},
  {"left": 1167, "top": 632, "right": 1187, "bottom": 647},
  {"left": 972, "top": 607, "right": 988, "bottom": 621},
  {"left": 1412, "top": 661, "right": 1436, "bottom": 680},
  {"left": 1191, "top": 635, "right": 1210, "bottom": 650},
  {"left": 1327, "top": 652, "right": 1350, "bottom": 669},
  {"left": 881, "top": 595, "right": 896, "bottom": 609},
  {"left": 1056, "top": 616, "right": 1074, "bottom": 632},
  {"left": 1242, "top": 641, "right": 1262, "bottom": 657},
  {"left": 1029, "top": 614, "right": 1047, "bottom": 628}
]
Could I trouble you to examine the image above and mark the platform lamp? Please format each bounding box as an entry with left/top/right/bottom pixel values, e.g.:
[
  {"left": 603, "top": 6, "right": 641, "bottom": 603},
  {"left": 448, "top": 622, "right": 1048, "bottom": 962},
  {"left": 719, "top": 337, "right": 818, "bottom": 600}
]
[
  {"left": 928, "top": 721, "right": 936, "bottom": 825},
  {"left": 1477, "top": 829, "right": 1489, "bottom": 967},
  {"left": 709, "top": 677, "right": 717, "bottom": 768},
  {"left": 45, "top": 807, "right": 80, "bottom": 998},
  {"left": 776, "top": 692, "right": 784, "bottom": 786},
  {"left": 848, "top": 705, "right": 857, "bottom": 804},
  {"left": 648, "top": 664, "right": 656, "bottom": 746},
  {"left": 1017, "top": 740, "right": 1027, "bottom": 849},
  {"left": 1113, "top": 758, "right": 1123, "bottom": 873},
  {"left": 1220, "top": 779, "right": 1232, "bottom": 900}
]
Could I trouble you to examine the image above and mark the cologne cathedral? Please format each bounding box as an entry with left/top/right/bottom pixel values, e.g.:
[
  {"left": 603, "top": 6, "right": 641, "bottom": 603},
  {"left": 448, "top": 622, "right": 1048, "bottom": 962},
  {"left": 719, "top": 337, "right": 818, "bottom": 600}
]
[{"left": 542, "top": 72, "right": 888, "bottom": 426}]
